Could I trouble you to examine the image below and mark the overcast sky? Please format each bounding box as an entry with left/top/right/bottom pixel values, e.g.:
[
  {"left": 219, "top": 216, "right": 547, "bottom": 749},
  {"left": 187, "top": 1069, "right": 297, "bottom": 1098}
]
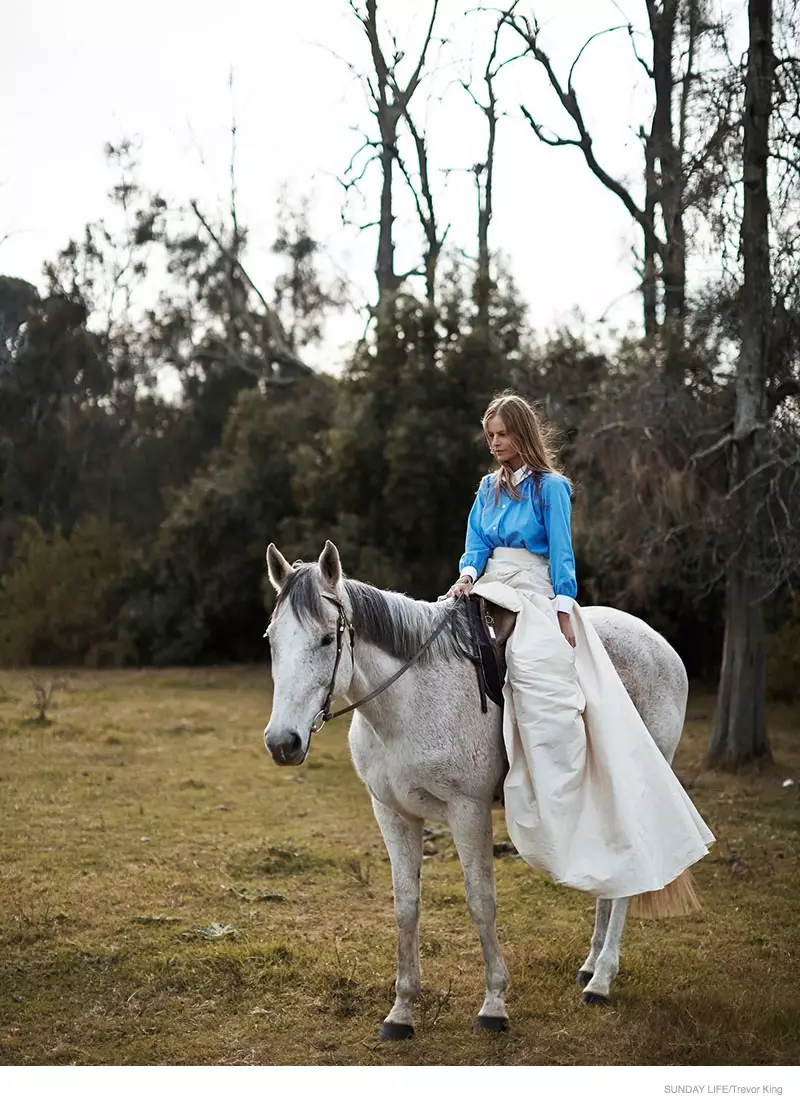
[{"left": 1, "top": 0, "right": 743, "bottom": 371}]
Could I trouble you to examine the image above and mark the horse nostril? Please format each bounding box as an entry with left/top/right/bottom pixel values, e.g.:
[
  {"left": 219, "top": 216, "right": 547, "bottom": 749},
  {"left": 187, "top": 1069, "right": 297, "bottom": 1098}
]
[{"left": 264, "top": 726, "right": 304, "bottom": 765}]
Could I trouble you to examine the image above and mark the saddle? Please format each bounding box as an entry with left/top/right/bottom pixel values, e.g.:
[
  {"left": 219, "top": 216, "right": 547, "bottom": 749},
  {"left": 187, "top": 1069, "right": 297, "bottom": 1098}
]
[{"left": 461, "top": 596, "right": 517, "bottom": 713}]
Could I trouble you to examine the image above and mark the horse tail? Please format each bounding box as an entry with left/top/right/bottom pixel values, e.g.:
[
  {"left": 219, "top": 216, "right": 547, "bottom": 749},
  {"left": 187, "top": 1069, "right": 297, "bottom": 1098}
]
[{"left": 628, "top": 868, "right": 702, "bottom": 920}]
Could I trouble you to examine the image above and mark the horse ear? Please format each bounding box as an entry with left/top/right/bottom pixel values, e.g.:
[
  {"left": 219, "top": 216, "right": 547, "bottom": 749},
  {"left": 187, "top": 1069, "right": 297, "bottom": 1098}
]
[
  {"left": 266, "top": 544, "right": 294, "bottom": 592},
  {"left": 318, "top": 540, "right": 342, "bottom": 592}
]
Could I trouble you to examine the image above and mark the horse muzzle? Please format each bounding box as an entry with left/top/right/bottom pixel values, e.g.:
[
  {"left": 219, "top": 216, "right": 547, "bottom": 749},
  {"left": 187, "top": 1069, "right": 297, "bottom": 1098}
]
[{"left": 264, "top": 725, "right": 308, "bottom": 766}]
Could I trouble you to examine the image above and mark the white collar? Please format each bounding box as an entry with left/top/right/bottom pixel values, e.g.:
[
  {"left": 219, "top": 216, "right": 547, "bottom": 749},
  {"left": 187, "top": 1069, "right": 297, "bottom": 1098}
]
[{"left": 511, "top": 465, "right": 530, "bottom": 486}]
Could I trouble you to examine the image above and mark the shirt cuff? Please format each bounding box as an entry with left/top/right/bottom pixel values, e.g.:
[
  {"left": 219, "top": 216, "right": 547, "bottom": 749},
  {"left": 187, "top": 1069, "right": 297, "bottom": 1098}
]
[
  {"left": 460, "top": 566, "right": 478, "bottom": 582},
  {"left": 555, "top": 594, "right": 574, "bottom": 614}
]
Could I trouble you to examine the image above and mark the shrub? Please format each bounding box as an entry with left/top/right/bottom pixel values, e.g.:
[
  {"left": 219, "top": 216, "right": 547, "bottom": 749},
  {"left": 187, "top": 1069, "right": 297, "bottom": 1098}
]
[
  {"left": 766, "top": 604, "right": 800, "bottom": 703},
  {"left": 0, "top": 517, "right": 134, "bottom": 665}
]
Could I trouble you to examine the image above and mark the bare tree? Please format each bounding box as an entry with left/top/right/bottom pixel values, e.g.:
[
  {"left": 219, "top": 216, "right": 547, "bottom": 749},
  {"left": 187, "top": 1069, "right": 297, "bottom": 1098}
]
[
  {"left": 460, "top": 17, "right": 520, "bottom": 333},
  {"left": 186, "top": 101, "right": 314, "bottom": 380},
  {"left": 555, "top": 2, "right": 800, "bottom": 766},
  {"left": 503, "top": 1, "right": 729, "bottom": 358},
  {"left": 345, "top": 0, "right": 441, "bottom": 320},
  {"left": 188, "top": 200, "right": 313, "bottom": 379},
  {"left": 396, "top": 105, "right": 447, "bottom": 306},
  {"left": 708, "top": 0, "right": 775, "bottom": 766}
]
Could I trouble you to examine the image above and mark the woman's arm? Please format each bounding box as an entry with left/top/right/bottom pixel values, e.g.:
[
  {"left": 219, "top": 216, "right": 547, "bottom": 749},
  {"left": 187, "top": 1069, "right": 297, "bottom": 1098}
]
[
  {"left": 459, "top": 479, "right": 492, "bottom": 582},
  {"left": 445, "top": 480, "right": 492, "bottom": 599},
  {"left": 541, "top": 476, "right": 578, "bottom": 645}
]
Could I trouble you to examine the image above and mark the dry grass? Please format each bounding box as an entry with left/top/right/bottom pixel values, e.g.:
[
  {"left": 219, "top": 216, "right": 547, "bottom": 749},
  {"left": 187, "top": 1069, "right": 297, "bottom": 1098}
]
[{"left": 0, "top": 667, "right": 798, "bottom": 1066}]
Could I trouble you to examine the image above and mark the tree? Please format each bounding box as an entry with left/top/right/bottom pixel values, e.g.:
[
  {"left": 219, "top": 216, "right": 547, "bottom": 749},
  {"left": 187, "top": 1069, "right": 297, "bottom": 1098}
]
[
  {"left": 343, "top": 0, "right": 441, "bottom": 317},
  {"left": 0, "top": 276, "right": 39, "bottom": 374},
  {"left": 0, "top": 145, "right": 184, "bottom": 563},
  {"left": 503, "top": 1, "right": 731, "bottom": 355},
  {"left": 125, "top": 374, "right": 338, "bottom": 664},
  {"left": 144, "top": 174, "right": 325, "bottom": 477},
  {"left": 272, "top": 193, "right": 346, "bottom": 351},
  {"left": 0, "top": 517, "right": 132, "bottom": 666},
  {"left": 708, "top": 0, "right": 775, "bottom": 766},
  {"left": 460, "top": 15, "right": 519, "bottom": 335}
]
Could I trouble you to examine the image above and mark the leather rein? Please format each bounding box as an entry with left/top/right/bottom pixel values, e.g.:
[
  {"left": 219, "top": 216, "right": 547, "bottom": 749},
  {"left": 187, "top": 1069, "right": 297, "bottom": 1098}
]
[{"left": 308, "top": 592, "right": 466, "bottom": 734}]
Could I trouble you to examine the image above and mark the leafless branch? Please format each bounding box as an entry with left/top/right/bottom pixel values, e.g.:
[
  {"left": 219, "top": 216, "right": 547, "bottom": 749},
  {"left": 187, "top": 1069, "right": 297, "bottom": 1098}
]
[
  {"left": 725, "top": 455, "right": 783, "bottom": 502},
  {"left": 519, "top": 106, "right": 581, "bottom": 147},
  {"left": 677, "top": 0, "right": 700, "bottom": 168},
  {"left": 625, "top": 20, "right": 654, "bottom": 80},
  {"left": 507, "top": 13, "right": 660, "bottom": 243},
  {"left": 591, "top": 420, "right": 635, "bottom": 437},
  {"left": 194, "top": 339, "right": 261, "bottom": 379},
  {"left": 395, "top": 149, "right": 430, "bottom": 239},
  {"left": 567, "top": 25, "right": 629, "bottom": 90},
  {"left": 338, "top": 151, "right": 381, "bottom": 192},
  {"left": 393, "top": 0, "right": 441, "bottom": 109},
  {"left": 342, "top": 135, "right": 382, "bottom": 180},
  {"left": 689, "top": 429, "right": 733, "bottom": 465},
  {"left": 189, "top": 200, "right": 313, "bottom": 374},
  {"left": 228, "top": 68, "right": 239, "bottom": 247},
  {"left": 396, "top": 265, "right": 425, "bottom": 282}
]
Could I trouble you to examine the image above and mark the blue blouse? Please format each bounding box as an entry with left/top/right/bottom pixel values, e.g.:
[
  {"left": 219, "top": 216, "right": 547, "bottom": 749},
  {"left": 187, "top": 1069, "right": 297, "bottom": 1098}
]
[{"left": 459, "top": 468, "right": 578, "bottom": 611}]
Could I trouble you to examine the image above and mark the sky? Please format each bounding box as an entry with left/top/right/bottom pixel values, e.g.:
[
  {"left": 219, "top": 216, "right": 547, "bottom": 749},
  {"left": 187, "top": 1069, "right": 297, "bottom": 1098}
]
[{"left": 0, "top": 0, "right": 743, "bottom": 373}]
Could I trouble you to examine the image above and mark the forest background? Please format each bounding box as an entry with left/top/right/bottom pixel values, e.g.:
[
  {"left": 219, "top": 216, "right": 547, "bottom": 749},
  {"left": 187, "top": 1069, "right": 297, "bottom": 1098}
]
[{"left": 1, "top": 0, "right": 799, "bottom": 767}]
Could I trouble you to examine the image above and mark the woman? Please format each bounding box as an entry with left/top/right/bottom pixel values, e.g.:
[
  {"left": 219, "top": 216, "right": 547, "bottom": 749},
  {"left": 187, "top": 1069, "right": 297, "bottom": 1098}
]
[{"left": 445, "top": 392, "right": 714, "bottom": 902}]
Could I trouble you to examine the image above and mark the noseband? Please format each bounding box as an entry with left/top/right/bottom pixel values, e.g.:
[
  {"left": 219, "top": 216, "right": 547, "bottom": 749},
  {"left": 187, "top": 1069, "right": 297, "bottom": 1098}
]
[{"left": 308, "top": 592, "right": 465, "bottom": 735}]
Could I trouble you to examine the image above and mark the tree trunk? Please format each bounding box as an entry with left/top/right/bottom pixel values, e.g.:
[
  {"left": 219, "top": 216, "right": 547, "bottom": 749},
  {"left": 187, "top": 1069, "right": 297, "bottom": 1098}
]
[
  {"left": 354, "top": 0, "right": 439, "bottom": 325},
  {"left": 374, "top": 106, "right": 403, "bottom": 323},
  {"left": 709, "top": 517, "right": 770, "bottom": 765},
  {"left": 708, "top": 0, "right": 774, "bottom": 767},
  {"left": 643, "top": 133, "right": 659, "bottom": 336},
  {"left": 648, "top": 0, "right": 686, "bottom": 364},
  {"left": 474, "top": 106, "right": 495, "bottom": 335}
]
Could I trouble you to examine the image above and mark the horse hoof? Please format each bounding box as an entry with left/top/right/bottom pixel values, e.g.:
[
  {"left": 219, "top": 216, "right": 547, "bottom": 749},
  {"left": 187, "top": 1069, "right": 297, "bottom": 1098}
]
[
  {"left": 575, "top": 970, "right": 594, "bottom": 986},
  {"left": 581, "top": 991, "right": 610, "bottom": 1005},
  {"left": 378, "top": 1021, "right": 414, "bottom": 1041},
  {"left": 473, "top": 1015, "right": 509, "bottom": 1033}
]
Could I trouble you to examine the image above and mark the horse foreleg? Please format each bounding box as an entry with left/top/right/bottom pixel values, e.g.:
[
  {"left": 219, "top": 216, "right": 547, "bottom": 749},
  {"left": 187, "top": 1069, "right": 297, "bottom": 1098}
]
[
  {"left": 448, "top": 800, "right": 510, "bottom": 1031},
  {"left": 580, "top": 896, "right": 630, "bottom": 1004},
  {"left": 371, "top": 797, "right": 423, "bottom": 1040}
]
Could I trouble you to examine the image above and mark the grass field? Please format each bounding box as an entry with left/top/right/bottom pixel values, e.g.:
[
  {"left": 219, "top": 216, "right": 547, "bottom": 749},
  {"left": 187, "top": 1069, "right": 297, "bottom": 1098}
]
[{"left": 1, "top": 666, "right": 799, "bottom": 1066}]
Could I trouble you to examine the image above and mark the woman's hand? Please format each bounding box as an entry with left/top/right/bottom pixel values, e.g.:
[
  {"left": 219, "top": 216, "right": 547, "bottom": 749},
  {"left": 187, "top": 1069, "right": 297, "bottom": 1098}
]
[
  {"left": 558, "top": 610, "right": 576, "bottom": 648},
  {"left": 445, "top": 575, "right": 474, "bottom": 600}
]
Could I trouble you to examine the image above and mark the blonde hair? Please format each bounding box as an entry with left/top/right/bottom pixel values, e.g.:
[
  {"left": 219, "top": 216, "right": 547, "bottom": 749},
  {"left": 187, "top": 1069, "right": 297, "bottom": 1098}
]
[{"left": 481, "top": 391, "right": 570, "bottom": 502}]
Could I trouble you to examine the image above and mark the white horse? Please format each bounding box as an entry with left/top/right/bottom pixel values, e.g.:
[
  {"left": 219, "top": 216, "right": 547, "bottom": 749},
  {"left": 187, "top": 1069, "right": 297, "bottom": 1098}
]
[{"left": 264, "top": 541, "right": 689, "bottom": 1039}]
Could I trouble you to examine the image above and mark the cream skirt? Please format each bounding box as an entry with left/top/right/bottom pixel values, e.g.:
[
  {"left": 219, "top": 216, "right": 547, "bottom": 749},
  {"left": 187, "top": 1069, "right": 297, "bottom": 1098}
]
[{"left": 472, "top": 548, "right": 715, "bottom": 899}]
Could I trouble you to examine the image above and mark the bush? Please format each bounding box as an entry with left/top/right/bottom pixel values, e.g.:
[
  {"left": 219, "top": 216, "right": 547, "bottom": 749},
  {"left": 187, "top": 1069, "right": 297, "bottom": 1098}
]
[
  {"left": 0, "top": 517, "right": 134, "bottom": 666},
  {"left": 766, "top": 599, "right": 800, "bottom": 703}
]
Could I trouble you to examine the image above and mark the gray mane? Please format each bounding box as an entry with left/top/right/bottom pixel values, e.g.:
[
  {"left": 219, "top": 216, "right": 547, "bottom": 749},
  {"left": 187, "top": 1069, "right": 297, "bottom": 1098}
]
[{"left": 277, "top": 565, "right": 469, "bottom": 665}]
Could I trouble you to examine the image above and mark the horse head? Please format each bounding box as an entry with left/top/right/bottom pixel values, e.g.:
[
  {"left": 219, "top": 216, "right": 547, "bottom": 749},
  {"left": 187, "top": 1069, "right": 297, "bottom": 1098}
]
[{"left": 263, "top": 541, "right": 353, "bottom": 766}]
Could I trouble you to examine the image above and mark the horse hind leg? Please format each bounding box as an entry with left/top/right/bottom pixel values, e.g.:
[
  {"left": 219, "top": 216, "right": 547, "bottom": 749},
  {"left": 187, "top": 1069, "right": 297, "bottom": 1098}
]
[
  {"left": 579, "top": 897, "right": 630, "bottom": 1004},
  {"left": 371, "top": 798, "right": 423, "bottom": 1041},
  {"left": 449, "top": 799, "right": 510, "bottom": 1032},
  {"left": 576, "top": 898, "right": 611, "bottom": 986}
]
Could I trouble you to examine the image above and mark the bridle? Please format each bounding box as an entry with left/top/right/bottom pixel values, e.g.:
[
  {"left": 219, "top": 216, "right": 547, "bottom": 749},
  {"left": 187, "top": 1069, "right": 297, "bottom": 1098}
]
[
  {"left": 310, "top": 593, "right": 355, "bottom": 733},
  {"left": 308, "top": 591, "right": 466, "bottom": 735}
]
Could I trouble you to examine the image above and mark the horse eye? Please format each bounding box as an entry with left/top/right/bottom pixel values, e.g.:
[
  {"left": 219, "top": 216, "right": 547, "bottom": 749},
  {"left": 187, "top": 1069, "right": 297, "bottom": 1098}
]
[{"left": 320, "top": 633, "right": 335, "bottom": 647}]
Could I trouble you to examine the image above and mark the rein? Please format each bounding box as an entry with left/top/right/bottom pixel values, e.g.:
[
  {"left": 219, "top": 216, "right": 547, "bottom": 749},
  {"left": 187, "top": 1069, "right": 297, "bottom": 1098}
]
[{"left": 309, "top": 592, "right": 466, "bottom": 734}]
